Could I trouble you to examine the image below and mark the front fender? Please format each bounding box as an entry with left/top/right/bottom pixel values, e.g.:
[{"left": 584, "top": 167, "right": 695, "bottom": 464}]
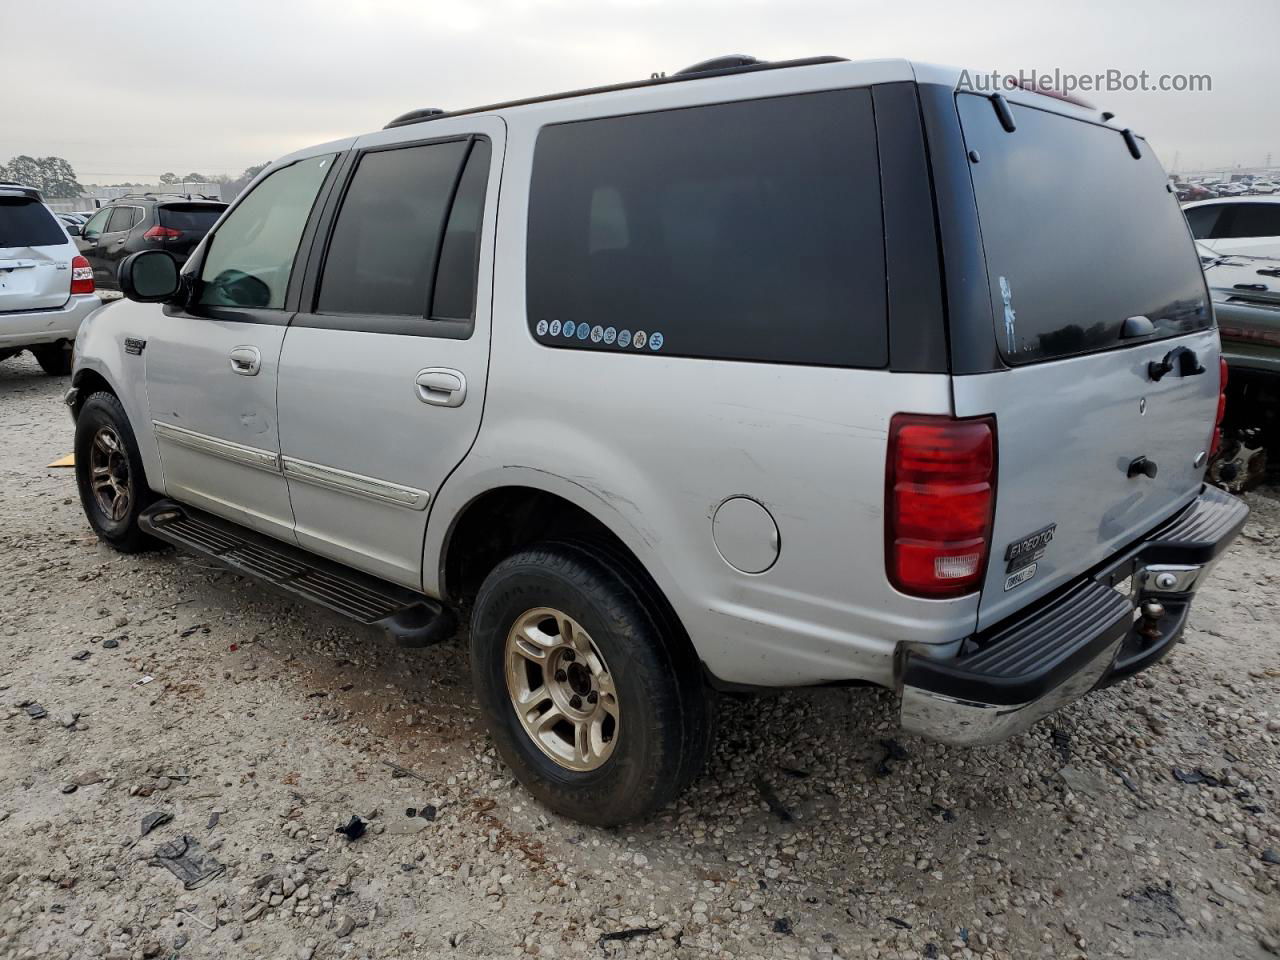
[{"left": 71, "top": 300, "right": 165, "bottom": 496}]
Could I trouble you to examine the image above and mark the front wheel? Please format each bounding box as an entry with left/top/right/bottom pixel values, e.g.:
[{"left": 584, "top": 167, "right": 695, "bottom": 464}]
[
  {"left": 74, "top": 392, "right": 157, "bottom": 552},
  {"left": 470, "top": 541, "right": 713, "bottom": 825}
]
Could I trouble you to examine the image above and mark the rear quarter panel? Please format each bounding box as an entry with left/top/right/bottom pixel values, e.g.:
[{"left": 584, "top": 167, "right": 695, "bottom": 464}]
[{"left": 425, "top": 63, "right": 979, "bottom": 688}]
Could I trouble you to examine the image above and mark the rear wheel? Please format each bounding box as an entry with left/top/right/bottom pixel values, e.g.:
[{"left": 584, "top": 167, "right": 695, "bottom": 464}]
[
  {"left": 32, "top": 342, "right": 72, "bottom": 376},
  {"left": 470, "top": 541, "right": 713, "bottom": 825},
  {"left": 74, "top": 392, "right": 157, "bottom": 552}
]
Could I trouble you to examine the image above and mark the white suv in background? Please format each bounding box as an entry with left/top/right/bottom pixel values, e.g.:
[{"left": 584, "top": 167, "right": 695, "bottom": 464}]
[
  {"left": 1183, "top": 195, "right": 1280, "bottom": 259},
  {"left": 0, "top": 183, "right": 100, "bottom": 374}
]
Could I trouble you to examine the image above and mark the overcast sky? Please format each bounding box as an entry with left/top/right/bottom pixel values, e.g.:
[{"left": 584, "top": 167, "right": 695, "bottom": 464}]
[{"left": 5, "top": 0, "right": 1276, "bottom": 183}]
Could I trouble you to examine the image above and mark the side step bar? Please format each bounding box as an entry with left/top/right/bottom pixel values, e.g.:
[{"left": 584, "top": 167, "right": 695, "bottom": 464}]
[{"left": 138, "top": 500, "right": 455, "bottom": 648}]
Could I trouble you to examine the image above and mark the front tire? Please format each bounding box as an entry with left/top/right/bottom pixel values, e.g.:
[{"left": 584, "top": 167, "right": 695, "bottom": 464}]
[
  {"left": 470, "top": 541, "right": 713, "bottom": 825},
  {"left": 32, "top": 342, "right": 72, "bottom": 376},
  {"left": 74, "top": 392, "right": 157, "bottom": 552}
]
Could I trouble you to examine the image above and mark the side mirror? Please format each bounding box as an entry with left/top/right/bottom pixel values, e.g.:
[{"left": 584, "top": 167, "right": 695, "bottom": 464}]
[
  {"left": 119, "top": 250, "right": 180, "bottom": 303},
  {"left": 66, "top": 224, "right": 82, "bottom": 236}
]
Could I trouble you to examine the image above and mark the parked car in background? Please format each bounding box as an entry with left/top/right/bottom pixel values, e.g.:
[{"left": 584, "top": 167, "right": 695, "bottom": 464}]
[
  {"left": 0, "top": 184, "right": 99, "bottom": 374},
  {"left": 57, "top": 213, "right": 86, "bottom": 235},
  {"left": 1184, "top": 196, "right": 1280, "bottom": 258},
  {"left": 1175, "top": 182, "right": 1214, "bottom": 202},
  {"left": 1251, "top": 180, "right": 1279, "bottom": 195},
  {"left": 75, "top": 195, "right": 226, "bottom": 290},
  {"left": 1200, "top": 250, "right": 1280, "bottom": 485},
  {"left": 68, "top": 55, "right": 1245, "bottom": 824}
]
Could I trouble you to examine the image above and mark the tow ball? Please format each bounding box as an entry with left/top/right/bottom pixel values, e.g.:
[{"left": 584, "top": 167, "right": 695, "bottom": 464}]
[{"left": 1137, "top": 600, "right": 1165, "bottom": 643}]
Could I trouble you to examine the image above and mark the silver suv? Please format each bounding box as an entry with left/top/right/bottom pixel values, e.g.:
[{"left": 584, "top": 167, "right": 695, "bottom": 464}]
[
  {"left": 1, "top": 184, "right": 101, "bottom": 374},
  {"left": 67, "top": 56, "right": 1247, "bottom": 824}
]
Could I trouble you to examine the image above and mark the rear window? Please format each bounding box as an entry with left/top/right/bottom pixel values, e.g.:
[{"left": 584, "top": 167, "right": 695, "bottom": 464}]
[
  {"left": 0, "top": 198, "right": 67, "bottom": 247},
  {"left": 958, "top": 93, "right": 1210, "bottom": 365},
  {"left": 526, "top": 90, "right": 887, "bottom": 366},
  {"left": 160, "top": 204, "right": 225, "bottom": 233}
]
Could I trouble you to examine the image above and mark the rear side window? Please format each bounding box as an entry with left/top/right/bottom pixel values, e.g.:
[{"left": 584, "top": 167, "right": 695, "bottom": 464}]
[
  {"left": 160, "top": 204, "right": 225, "bottom": 233},
  {"left": 317, "top": 139, "right": 471, "bottom": 317},
  {"left": 1220, "top": 203, "right": 1280, "bottom": 239},
  {"left": 431, "top": 139, "right": 491, "bottom": 321},
  {"left": 106, "top": 206, "right": 136, "bottom": 233},
  {"left": 957, "top": 93, "right": 1209, "bottom": 364},
  {"left": 526, "top": 90, "right": 887, "bottom": 365},
  {"left": 0, "top": 198, "right": 67, "bottom": 247}
]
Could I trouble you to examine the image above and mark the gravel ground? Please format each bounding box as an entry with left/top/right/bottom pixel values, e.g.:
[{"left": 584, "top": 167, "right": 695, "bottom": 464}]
[{"left": 0, "top": 350, "right": 1277, "bottom": 960}]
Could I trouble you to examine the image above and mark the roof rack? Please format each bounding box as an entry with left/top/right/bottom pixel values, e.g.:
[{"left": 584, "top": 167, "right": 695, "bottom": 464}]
[
  {"left": 384, "top": 54, "right": 847, "bottom": 129},
  {"left": 107, "top": 192, "right": 223, "bottom": 203}
]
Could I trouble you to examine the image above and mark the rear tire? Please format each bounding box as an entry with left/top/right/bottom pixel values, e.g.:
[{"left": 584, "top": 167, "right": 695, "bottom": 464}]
[
  {"left": 32, "top": 342, "right": 72, "bottom": 376},
  {"left": 74, "top": 391, "right": 158, "bottom": 553},
  {"left": 470, "top": 541, "right": 713, "bottom": 825}
]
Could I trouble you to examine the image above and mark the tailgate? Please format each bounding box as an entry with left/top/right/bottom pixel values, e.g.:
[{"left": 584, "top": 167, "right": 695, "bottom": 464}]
[
  {"left": 0, "top": 198, "right": 72, "bottom": 313},
  {"left": 951, "top": 92, "right": 1218, "bottom": 629}
]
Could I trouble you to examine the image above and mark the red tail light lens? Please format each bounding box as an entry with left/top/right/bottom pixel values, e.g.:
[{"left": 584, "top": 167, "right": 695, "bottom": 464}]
[
  {"left": 1209, "top": 357, "right": 1228, "bottom": 457},
  {"left": 70, "top": 255, "right": 94, "bottom": 295},
  {"left": 143, "top": 225, "right": 183, "bottom": 241},
  {"left": 887, "top": 414, "right": 996, "bottom": 598}
]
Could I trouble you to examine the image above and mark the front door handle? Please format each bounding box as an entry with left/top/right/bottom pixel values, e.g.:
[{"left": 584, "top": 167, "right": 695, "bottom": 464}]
[
  {"left": 415, "top": 367, "right": 466, "bottom": 407},
  {"left": 229, "top": 345, "right": 262, "bottom": 376}
]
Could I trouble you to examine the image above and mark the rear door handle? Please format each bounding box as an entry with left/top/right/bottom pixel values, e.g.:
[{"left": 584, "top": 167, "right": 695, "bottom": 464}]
[
  {"left": 415, "top": 368, "right": 466, "bottom": 407},
  {"left": 229, "top": 345, "right": 262, "bottom": 376}
]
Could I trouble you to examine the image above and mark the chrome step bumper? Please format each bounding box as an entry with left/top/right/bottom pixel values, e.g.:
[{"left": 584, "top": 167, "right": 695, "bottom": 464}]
[{"left": 900, "top": 485, "right": 1249, "bottom": 746}]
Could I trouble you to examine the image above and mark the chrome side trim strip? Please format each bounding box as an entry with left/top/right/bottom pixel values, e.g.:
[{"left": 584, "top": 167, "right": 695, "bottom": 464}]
[
  {"left": 152, "top": 421, "right": 280, "bottom": 473},
  {"left": 281, "top": 456, "right": 429, "bottom": 510}
]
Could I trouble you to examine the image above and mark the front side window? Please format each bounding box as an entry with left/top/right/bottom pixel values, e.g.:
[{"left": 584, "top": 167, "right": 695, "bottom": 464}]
[
  {"left": 81, "top": 208, "right": 111, "bottom": 239},
  {"left": 198, "top": 154, "right": 334, "bottom": 310},
  {"left": 526, "top": 90, "right": 887, "bottom": 366},
  {"left": 316, "top": 139, "right": 473, "bottom": 318}
]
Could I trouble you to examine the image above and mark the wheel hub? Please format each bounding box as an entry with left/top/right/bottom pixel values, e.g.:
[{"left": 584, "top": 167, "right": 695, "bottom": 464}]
[
  {"left": 88, "top": 426, "right": 132, "bottom": 523},
  {"left": 504, "top": 607, "right": 619, "bottom": 772}
]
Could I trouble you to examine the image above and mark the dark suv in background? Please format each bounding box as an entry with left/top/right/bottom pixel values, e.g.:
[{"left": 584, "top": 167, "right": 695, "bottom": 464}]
[{"left": 75, "top": 194, "right": 226, "bottom": 290}]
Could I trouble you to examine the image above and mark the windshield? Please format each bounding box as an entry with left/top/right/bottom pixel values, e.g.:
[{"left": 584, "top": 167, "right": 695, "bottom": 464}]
[{"left": 957, "top": 93, "right": 1211, "bottom": 364}]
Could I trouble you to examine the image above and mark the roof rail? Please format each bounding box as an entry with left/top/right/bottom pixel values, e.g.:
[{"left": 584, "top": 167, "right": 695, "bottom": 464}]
[
  {"left": 384, "top": 54, "right": 847, "bottom": 129},
  {"left": 674, "top": 54, "right": 760, "bottom": 76}
]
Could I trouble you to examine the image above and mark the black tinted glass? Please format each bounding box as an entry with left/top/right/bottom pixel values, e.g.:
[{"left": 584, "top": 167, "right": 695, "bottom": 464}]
[
  {"left": 431, "top": 139, "right": 491, "bottom": 321},
  {"left": 160, "top": 204, "right": 225, "bottom": 232},
  {"left": 1222, "top": 203, "right": 1280, "bottom": 239},
  {"left": 318, "top": 139, "right": 470, "bottom": 317},
  {"left": 107, "top": 206, "right": 135, "bottom": 233},
  {"left": 526, "top": 90, "right": 887, "bottom": 366},
  {"left": 1183, "top": 205, "right": 1222, "bottom": 239},
  {"left": 0, "top": 198, "right": 67, "bottom": 247},
  {"left": 958, "top": 93, "right": 1209, "bottom": 364}
]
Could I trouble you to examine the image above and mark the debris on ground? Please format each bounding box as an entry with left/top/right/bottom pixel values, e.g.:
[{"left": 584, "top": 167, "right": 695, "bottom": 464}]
[
  {"left": 24, "top": 702, "right": 46, "bottom": 719},
  {"left": 140, "top": 811, "right": 173, "bottom": 837},
  {"left": 147, "top": 835, "right": 226, "bottom": 889},
  {"left": 875, "top": 738, "right": 908, "bottom": 776},
  {"left": 754, "top": 777, "right": 794, "bottom": 822},
  {"left": 335, "top": 815, "right": 368, "bottom": 840}
]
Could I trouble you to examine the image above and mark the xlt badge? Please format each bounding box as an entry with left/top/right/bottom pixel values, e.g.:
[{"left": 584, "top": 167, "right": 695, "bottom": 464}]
[{"left": 1004, "top": 522, "right": 1056, "bottom": 574}]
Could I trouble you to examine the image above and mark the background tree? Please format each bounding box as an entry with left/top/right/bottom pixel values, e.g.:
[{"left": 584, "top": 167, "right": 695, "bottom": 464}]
[
  {"left": 158, "top": 172, "right": 179, "bottom": 184},
  {"left": 37, "top": 156, "right": 82, "bottom": 198},
  {"left": 0, "top": 155, "right": 83, "bottom": 197}
]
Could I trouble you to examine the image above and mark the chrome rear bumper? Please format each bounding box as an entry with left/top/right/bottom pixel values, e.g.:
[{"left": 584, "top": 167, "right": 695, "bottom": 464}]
[{"left": 900, "top": 486, "right": 1248, "bottom": 746}]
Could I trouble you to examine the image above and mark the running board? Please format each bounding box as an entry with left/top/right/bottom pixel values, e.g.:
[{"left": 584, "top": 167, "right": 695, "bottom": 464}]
[{"left": 138, "top": 500, "right": 455, "bottom": 648}]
